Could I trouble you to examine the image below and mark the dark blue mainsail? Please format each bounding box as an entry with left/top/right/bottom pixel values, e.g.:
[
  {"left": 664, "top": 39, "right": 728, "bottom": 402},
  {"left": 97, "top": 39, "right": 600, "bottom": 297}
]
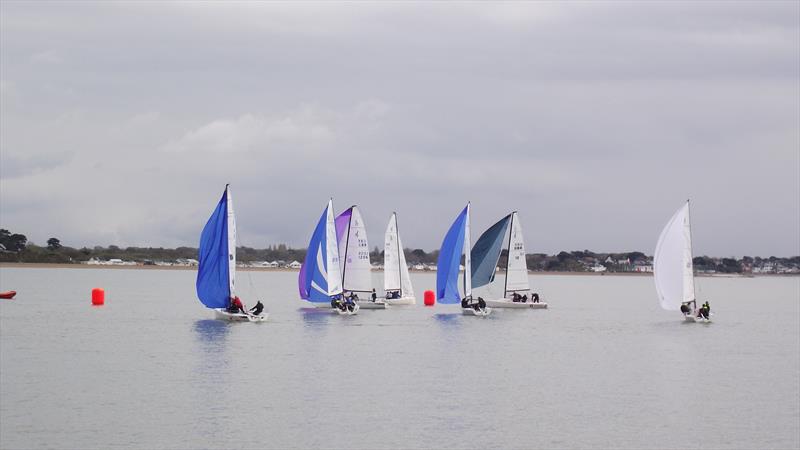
[
  {"left": 196, "top": 187, "right": 231, "bottom": 309},
  {"left": 436, "top": 205, "right": 468, "bottom": 304},
  {"left": 471, "top": 214, "right": 512, "bottom": 289}
]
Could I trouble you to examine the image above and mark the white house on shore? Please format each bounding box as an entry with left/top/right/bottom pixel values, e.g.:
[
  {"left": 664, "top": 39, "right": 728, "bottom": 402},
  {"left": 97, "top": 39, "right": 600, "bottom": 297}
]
[{"left": 287, "top": 260, "right": 302, "bottom": 269}]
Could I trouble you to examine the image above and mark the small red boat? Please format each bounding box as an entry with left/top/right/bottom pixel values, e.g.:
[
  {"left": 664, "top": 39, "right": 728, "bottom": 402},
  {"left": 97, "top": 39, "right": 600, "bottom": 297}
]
[{"left": 0, "top": 291, "right": 16, "bottom": 299}]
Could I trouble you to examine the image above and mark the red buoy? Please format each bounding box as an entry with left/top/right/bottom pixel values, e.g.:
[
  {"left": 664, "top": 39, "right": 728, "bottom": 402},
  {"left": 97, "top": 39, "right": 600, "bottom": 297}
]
[
  {"left": 92, "top": 288, "right": 105, "bottom": 306},
  {"left": 424, "top": 290, "right": 435, "bottom": 306}
]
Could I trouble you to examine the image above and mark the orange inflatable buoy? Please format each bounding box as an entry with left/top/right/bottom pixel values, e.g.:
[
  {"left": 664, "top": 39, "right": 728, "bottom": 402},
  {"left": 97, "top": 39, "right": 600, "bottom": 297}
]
[
  {"left": 423, "top": 290, "right": 435, "bottom": 306},
  {"left": 91, "top": 288, "right": 105, "bottom": 306}
]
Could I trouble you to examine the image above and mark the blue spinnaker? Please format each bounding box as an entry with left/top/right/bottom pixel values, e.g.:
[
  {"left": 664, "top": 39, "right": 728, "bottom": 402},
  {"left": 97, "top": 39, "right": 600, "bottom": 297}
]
[
  {"left": 196, "top": 188, "right": 230, "bottom": 309},
  {"left": 471, "top": 214, "right": 511, "bottom": 289},
  {"left": 298, "top": 205, "right": 331, "bottom": 303},
  {"left": 436, "top": 206, "right": 468, "bottom": 304}
]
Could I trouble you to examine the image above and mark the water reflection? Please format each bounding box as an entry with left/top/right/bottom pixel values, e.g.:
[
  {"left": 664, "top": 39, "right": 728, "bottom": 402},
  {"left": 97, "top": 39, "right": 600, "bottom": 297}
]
[
  {"left": 433, "top": 313, "right": 461, "bottom": 325},
  {"left": 300, "top": 308, "right": 332, "bottom": 332},
  {"left": 193, "top": 319, "right": 230, "bottom": 345}
]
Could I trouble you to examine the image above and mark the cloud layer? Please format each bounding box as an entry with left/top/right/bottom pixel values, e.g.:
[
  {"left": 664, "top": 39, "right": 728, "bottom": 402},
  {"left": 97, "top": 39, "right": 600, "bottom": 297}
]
[{"left": 1, "top": 2, "right": 798, "bottom": 256}]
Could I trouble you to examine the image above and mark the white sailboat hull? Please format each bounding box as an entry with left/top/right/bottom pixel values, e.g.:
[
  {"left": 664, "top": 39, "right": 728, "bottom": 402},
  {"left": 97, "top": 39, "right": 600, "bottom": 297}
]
[
  {"left": 485, "top": 299, "right": 529, "bottom": 309},
  {"left": 683, "top": 314, "right": 711, "bottom": 323},
  {"left": 484, "top": 299, "right": 548, "bottom": 309},
  {"left": 213, "top": 308, "right": 268, "bottom": 322},
  {"left": 384, "top": 296, "right": 416, "bottom": 305},
  {"left": 462, "top": 307, "right": 492, "bottom": 316},
  {"left": 356, "top": 300, "right": 387, "bottom": 309}
]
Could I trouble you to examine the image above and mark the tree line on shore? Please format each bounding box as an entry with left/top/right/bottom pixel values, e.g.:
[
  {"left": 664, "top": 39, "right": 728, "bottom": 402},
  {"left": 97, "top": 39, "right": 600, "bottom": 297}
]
[{"left": 1, "top": 229, "right": 798, "bottom": 274}]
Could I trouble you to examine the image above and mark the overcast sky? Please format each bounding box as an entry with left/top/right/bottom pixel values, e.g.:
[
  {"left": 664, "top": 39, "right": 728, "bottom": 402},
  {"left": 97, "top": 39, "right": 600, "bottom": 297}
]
[{"left": 1, "top": 1, "right": 798, "bottom": 257}]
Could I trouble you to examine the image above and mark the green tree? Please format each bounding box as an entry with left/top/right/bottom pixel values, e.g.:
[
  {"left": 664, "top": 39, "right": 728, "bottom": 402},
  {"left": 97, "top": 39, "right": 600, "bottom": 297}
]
[{"left": 47, "top": 238, "right": 62, "bottom": 251}]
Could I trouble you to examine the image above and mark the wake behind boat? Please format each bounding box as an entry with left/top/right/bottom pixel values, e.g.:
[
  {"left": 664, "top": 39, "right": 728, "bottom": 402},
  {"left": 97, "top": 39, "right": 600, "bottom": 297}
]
[
  {"left": 196, "top": 185, "right": 268, "bottom": 322},
  {"left": 436, "top": 203, "right": 491, "bottom": 316},
  {"left": 654, "top": 200, "right": 712, "bottom": 323}
]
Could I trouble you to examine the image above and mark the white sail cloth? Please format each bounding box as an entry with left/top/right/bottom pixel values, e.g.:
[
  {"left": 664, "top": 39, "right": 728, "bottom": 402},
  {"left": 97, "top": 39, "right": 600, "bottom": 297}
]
[
  {"left": 504, "top": 212, "right": 530, "bottom": 294},
  {"left": 654, "top": 202, "right": 695, "bottom": 311}
]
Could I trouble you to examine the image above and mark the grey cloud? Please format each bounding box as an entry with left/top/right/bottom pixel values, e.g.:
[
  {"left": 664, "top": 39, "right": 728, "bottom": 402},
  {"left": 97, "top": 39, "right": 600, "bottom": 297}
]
[{"left": 0, "top": 1, "right": 797, "bottom": 257}]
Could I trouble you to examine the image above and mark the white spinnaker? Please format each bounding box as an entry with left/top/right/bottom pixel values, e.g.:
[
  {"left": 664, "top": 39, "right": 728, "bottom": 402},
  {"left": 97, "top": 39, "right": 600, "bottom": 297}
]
[
  {"left": 654, "top": 202, "right": 695, "bottom": 311},
  {"left": 463, "top": 203, "right": 472, "bottom": 298},
  {"left": 384, "top": 214, "right": 401, "bottom": 292},
  {"left": 226, "top": 186, "right": 237, "bottom": 296},
  {"left": 342, "top": 206, "right": 372, "bottom": 292},
  {"left": 504, "top": 212, "right": 530, "bottom": 294},
  {"left": 397, "top": 219, "right": 414, "bottom": 297},
  {"left": 325, "top": 200, "right": 343, "bottom": 296}
]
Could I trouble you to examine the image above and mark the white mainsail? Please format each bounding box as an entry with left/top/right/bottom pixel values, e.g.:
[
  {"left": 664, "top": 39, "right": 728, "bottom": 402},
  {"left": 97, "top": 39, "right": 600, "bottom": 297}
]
[
  {"left": 384, "top": 213, "right": 414, "bottom": 297},
  {"left": 384, "top": 214, "right": 401, "bottom": 292},
  {"left": 653, "top": 201, "right": 695, "bottom": 311},
  {"left": 226, "top": 185, "right": 237, "bottom": 296},
  {"left": 340, "top": 206, "right": 372, "bottom": 293},
  {"left": 463, "top": 203, "right": 472, "bottom": 298},
  {"left": 325, "top": 200, "right": 343, "bottom": 296},
  {"left": 504, "top": 212, "right": 530, "bottom": 295}
]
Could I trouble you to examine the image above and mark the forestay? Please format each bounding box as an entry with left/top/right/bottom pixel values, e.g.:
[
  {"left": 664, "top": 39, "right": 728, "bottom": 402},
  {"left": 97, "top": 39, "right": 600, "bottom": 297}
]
[
  {"left": 336, "top": 206, "right": 372, "bottom": 293},
  {"left": 471, "top": 214, "right": 511, "bottom": 289},
  {"left": 504, "top": 212, "right": 530, "bottom": 294},
  {"left": 196, "top": 185, "right": 235, "bottom": 309},
  {"left": 436, "top": 205, "right": 469, "bottom": 304},
  {"left": 653, "top": 201, "right": 695, "bottom": 311}
]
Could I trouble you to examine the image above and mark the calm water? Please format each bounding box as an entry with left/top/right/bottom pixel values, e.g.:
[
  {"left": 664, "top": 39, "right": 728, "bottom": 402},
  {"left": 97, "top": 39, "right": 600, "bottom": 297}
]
[{"left": 0, "top": 267, "right": 798, "bottom": 450}]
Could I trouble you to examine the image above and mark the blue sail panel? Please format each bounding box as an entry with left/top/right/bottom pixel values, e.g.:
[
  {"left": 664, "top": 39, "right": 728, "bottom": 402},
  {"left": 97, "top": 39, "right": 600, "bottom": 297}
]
[
  {"left": 471, "top": 214, "right": 511, "bottom": 289},
  {"left": 299, "top": 205, "right": 332, "bottom": 303},
  {"left": 196, "top": 189, "right": 231, "bottom": 309},
  {"left": 436, "top": 206, "right": 468, "bottom": 304}
]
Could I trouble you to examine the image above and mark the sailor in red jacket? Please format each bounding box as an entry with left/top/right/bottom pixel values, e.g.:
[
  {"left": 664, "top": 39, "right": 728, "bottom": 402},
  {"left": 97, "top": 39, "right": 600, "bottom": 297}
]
[{"left": 230, "top": 295, "right": 246, "bottom": 314}]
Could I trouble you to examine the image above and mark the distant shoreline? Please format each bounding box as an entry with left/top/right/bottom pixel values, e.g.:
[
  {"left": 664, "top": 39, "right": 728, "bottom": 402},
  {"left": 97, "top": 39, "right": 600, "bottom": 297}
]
[{"left": 1, "top": 262, "right": 793, "bottom": 277}]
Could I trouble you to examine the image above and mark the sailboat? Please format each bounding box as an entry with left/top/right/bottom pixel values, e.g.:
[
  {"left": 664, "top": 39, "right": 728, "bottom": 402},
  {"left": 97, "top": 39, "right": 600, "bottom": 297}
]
[
  {"left": 473, "top": 212, "right": 547, "bottom": 309},
  {"left": 298, "top": 199, "right": 358, "bottom": 315},
  {"left": 196, "top": 185, "right": 267, "bottom": 322},
  {"left": 336, "top": 206, "right": 385, "bottom": 309},
  {"left": 383, "top": 212, "right": 415, "bottom": 305},
  {"left": 654, "top": 200, "right": 710, "bottom": 323},
  {"left": 436, "top": 203, "right": 491, "bottom": 316}
]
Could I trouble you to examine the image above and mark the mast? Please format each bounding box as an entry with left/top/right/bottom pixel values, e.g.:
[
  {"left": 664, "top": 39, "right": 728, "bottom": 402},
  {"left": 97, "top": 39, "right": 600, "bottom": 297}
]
[
  {"left": 341, "top": 206, "right": 354, "bottom": 292},
  {"left": 685, "top": 199, "right": 696, "bottom": 303},
  {"left": 395, "top": 212, "right": 403, "bottom": 297},
  {"left": 503, "top": 211, "right": 515, "bottom": 298},
  {"left": 464, "top": 202, "right": 472, "bottom": 298},
  {"left": 225, "top": 184, "right": 236, "bottom": 297}
]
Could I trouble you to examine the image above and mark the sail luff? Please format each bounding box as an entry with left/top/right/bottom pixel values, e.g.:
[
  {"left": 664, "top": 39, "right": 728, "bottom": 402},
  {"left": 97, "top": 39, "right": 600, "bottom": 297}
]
[
  {"left": 226, "top": 185, "right": 236, "bottom": 296},
  {"left": 325, "top": 200, "right": 343, "bottom": 296},
  {"left": 683, "top": 200, "right": 696, "bottom": 303},
  {"left": 503, "top": 212, "right": 514, "bottom": 297},
  {"left": 464, "top": 203, "right": 472, "bottom": 298}
]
